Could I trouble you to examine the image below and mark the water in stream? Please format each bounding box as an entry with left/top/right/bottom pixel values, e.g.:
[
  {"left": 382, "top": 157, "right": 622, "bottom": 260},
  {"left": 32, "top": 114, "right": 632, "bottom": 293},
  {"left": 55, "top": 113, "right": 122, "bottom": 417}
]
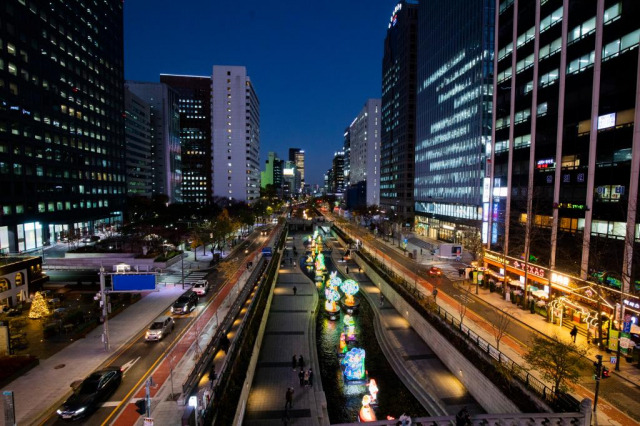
[{"left": 302, "top": 251, "right": 428, "bottom": 424}]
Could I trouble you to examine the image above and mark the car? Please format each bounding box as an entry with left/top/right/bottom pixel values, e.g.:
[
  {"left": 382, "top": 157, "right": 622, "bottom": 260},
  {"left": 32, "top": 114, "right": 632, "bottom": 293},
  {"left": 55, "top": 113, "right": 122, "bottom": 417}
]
[
  {"left": 57, "top": 367, "right": 123, "bottom": 420},
  {"left": 145, "top": 316, "right": 175, "bottom": 341},
  {"left": 428, "top": 266, "right": 442, "bottom": 276},
  {"left": 171, "top": 291, "right": 198, "bottom": 315},
  {"left": 193, "top": 280, "right": 209, "bottom": 296}
]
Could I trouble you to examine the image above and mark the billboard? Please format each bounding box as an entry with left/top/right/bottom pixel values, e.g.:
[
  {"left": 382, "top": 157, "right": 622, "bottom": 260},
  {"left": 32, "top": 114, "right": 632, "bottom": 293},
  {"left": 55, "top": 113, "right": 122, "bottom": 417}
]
[{"left": 112, "top": 274, "right": 156, "bottom": 292}]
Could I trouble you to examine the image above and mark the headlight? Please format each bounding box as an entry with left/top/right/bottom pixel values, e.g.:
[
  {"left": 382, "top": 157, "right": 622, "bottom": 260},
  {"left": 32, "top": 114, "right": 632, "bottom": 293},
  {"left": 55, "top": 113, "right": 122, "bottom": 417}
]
[
  {"left": 74, "top": 407, "right": 86, "bottom": 414},
  {"left": 170, "top": 306, "right": 175, "bottom": 313},
  {"left": 57, "top": 409, "right": 63, "bottom": 415}
]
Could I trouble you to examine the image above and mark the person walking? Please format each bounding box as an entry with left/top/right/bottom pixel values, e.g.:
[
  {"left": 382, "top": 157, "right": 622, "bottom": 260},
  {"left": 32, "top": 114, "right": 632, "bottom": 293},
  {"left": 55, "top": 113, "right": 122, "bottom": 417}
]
[
  {"left": 293, "top": 285, "right": 297, "bottom": 296},
  {"left": 303, "top": 369, "right": 310, "bottom": 387},
  {"left": 298, "top": 354, "right": 305, "bottom": 369},
  {"left": 292, "top": 354, "right": 297, "bottom": 371},
  {"left": 379, "top": 293, "right": 384, "bottom": 307},
  {"left": 570, "top": 325, "right": 578, "bottom": 343},
  {"left": 285, "top": 387, "right": 294, "bottom": 409},
  {"left": 298, "top": 369, "right": 305, "bottom": 387},
  {"left": 308, "top": 368, "right": 314, "bottom": 387},
  {"left": 346, "top": 266, "right": 350, "bottom": 274}
]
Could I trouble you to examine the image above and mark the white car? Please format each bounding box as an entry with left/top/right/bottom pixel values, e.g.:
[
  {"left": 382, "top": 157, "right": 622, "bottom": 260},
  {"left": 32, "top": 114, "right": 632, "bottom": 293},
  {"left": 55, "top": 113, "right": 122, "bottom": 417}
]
[
  {"left": 145, "top": 316, "right": 174, "bottom": 341},
  {"left": 193, "top": 280, "right": 209, "bottom": 296}
]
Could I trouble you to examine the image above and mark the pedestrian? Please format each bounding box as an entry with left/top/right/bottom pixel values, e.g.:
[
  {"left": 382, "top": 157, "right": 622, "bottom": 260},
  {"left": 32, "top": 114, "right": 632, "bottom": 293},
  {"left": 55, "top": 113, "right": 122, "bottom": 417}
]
[
  {"left": 455, "top": 407, "right": 471, "bottom": 426},
  {"left": 209, "top": 365, "right": 217, "bottom": 382},
  {"left": 359, "top": 266, "right": 362, "bottom": 273},
  {"left": 570, "top": 325, "right": 578, "bottom": 343},
  {"left": 292, "top": 354, "right": 297, "bottom": 371},
  {"left": 298, "top": 369, "right": 305, "bottom": 387},
  {"left": 293, "top": 285, "right": 297, "bottom": 296},
  {"left": 308, "top": 368, "right": 314, "bottom": 386},
  {"left": 420, "top": 248, "right": 423, "bottom": 255},
  {"left": 285, "top": 387, "right": 294, "bottom": 409},
  {"left": 346, "top": 266, "right": 350, "bottom": 274},
  {"left": 304, "top": 369, "right": 310, "bottom": 387},
  {"left": 298, "top": 354, "right": 305, "bottom": 369},
  {"left": 379, "top": 293, "right": 384, "bottom": 307}
]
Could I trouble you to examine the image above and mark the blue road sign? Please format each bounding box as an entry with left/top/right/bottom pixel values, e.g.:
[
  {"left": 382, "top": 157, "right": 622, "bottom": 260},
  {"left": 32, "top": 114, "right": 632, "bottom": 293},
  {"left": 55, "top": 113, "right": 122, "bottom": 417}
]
[{"left": 112, "top": 274, "right": 156, "bottom": 292}]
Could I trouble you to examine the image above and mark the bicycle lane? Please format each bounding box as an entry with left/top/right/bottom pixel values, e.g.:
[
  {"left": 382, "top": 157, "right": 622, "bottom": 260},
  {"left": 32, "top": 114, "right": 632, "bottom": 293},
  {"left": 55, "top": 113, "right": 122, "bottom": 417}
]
[{"left": 109, "top": 237, "right": 272, "bottom": 426}]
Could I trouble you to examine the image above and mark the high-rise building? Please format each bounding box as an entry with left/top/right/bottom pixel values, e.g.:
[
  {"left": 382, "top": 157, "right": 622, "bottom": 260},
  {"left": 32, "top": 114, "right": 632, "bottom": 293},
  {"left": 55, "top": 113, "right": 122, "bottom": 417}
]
[
  {"left": 0, "top": 0, "right": 127, "bottom": 252},
  {"left": 282, "top": 160, "right": 300, "bottom": 199},
  {"left": 289, "top": 148, "right": 305, "bottom": 189},
  {"left": 380, "top": 0, "right": 419, "bottom": 220},
  {"left": 488, "top": 0, "right": 640, "bottom": 300},
  {"left": 126, "top": 82, "right": 182, "bottom": 203},
  {"left": 348, "top": 99, "right": 381, "bottom": 206},
  {"left": 124, "top": 86, "right": 153, "bottom": 198},
  {"left": 160, "top": 74, "right": 213, "bottom": 205},
  {"left": 414, "top": 0, "right": 494, "bottom": 243},
  {"left": 261, "top": 151, "right": 283, "bottom": 190},
  {"left": 332, "top": 151, "right": 346, "bottom": 194},
  {"left": 212, "top": 66, "right": 260, "bottom": 204},
  {"left": 343, "top": 127, "right": 351, "bottom": 187}
]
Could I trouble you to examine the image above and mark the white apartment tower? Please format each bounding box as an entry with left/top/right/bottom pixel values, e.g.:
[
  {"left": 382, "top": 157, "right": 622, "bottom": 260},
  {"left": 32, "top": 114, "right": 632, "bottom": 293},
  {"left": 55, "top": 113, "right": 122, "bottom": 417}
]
[
  {"left": 212, "top": 66, "right": 260, "bottom": 203},
  {"left": 349, "top": 99, "right": 381, "bottom": 206}
]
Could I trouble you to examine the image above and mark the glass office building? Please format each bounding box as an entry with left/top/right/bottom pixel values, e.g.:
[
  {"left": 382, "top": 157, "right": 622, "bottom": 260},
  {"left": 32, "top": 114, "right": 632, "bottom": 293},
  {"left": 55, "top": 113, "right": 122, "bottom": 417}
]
[
  {"left": 489, "top": 0, "right": 640, "bottom": 299},
  {"left": 0, "top": 0, "right": 126, "bottom": 252},
  {"left": 414, "top": 0, "right": 495, "bottom": 243}
]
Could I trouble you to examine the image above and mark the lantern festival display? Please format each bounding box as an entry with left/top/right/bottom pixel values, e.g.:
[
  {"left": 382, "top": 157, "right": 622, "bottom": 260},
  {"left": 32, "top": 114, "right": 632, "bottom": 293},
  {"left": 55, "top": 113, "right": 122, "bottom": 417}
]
[
  {"left": 341, "top": 347, "right": 366, "bottom": 382},
  {"left": 343, "top": 314, "right": 356, "bottom": 342},
  {"left": 340, "top": 279, "right": 361, "bottom": 313},
  {"left": 325, "top": 287, "right": 341, "bottom": 319},
  {"left": 329, "top": 271, "right": 342, "bottom": 289},
  {"left": 359, "top": 394, "right": 377, "bottom": 422},
  {"left": 305, "top": 254, "right": 314, "bottom": 266},
  {"left": 368, "top": 378, "right": 379, "bottom": 404},
  {"left": 338, "top": 332, "right": 348, "bottom": 356}
]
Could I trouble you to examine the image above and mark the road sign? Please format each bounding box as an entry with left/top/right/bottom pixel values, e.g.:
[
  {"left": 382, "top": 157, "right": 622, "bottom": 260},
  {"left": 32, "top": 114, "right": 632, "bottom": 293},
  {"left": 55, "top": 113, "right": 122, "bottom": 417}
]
[
  {"left": 623, "top": 321, "right": 631, "bottom": 333},
  {"left": 610, "top": 356, "right": 617, "bottom": 365},
  {"left": 112, "top": 274, "right": 156, "bottom": 292}
]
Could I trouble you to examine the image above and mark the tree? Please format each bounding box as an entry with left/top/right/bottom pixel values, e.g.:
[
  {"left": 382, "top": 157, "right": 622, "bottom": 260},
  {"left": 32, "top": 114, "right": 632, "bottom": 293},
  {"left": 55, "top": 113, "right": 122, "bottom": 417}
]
[
  {"left": 489, "top": 307, "right": 512, "bottom": 351},
  {"left": 29, "top": 291, "right": 51, "bottom": 319},
  {"left": 457, "top": 285, "right": 471, "bottom": 327},
  {"left": 523, "top": 334, "right": 587, "bottom": 395}
]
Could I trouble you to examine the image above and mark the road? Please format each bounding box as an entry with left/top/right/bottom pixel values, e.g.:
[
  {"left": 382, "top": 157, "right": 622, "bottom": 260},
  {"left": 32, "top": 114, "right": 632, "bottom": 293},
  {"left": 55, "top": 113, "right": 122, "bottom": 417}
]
[
  {"left": 39, "top": 229, "right": 270, "bottom": 425},
  {"left": 329, "top": 216, "right": 640, "bottom": 422}
]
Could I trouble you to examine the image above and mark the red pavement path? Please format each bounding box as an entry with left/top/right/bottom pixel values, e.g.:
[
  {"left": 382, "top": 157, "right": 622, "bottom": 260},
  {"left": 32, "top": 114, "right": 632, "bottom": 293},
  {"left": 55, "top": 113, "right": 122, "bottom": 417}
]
[
  {"left": 335, "top": 220, "right": 639, "bottom": 426},
  {"left": 108, "top": 228, "right": 278, "bottom": 426}
]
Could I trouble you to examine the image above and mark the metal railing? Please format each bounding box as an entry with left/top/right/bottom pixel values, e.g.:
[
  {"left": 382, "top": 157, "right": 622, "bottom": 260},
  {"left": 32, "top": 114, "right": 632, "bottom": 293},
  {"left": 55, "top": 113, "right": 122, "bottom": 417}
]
[{"left": 331, "top": 223, "right": 579, "bottom": 413}]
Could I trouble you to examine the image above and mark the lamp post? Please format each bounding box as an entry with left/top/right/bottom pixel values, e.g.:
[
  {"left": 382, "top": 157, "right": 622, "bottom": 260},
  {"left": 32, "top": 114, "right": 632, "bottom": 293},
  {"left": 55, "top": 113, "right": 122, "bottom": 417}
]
[{"left": 99, "top": 266, "right": 110, "bottom": 351}]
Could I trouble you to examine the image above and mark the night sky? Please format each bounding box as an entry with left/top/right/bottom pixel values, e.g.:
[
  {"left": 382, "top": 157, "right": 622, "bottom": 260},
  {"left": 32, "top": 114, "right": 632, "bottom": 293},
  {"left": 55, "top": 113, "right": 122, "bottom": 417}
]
[{"left": 124, "top": 1, "right": 397, "bottom": 186}]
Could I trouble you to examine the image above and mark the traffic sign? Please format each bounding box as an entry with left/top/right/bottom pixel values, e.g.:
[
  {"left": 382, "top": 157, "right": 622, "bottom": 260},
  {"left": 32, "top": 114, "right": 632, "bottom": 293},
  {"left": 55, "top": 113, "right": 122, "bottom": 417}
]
[
  {"left": 623, "top": 321, "right": 631, "bottom": 333},
  {"left": 610, "top": 356, "right": 617, "bottom": 365}
]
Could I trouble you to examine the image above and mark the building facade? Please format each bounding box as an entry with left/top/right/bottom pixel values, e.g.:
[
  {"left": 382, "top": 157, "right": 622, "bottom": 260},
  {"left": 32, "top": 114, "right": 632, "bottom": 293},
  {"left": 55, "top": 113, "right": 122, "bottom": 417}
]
[
  {"left": 332, "top": 151, "right": 346, "bottom": 195},
  {"left": 348, "top": 99, "right": 381, "bottom": 206},
  {"left": 124, "top": 86, "right": 153, "bottom": 198},
  {"left": 414, "top": 0, "right": 494, "bottom": 243},
  {"left": 261, "top": 151, "right": 283, "bottom": 191},
  {"left": 289, "top": 148, "right": 305, "bottom": 190},
  {"left": 126, "top": 82, "right": 182, "bottom": 204},
  {"left": 160, "top": 74, "right": 213, "bottom": 205},
  {"left": 0, "top": 0, "right": 127, "bottom": 252},
  {"left": 212, "top": 66, "right": 260, "bottom": 204},
  {"left": 380, "top": 0, "right": 419, "bottom": 220},
  {"left": 488, "top": 0, "right": 640, "bottom": 317}
]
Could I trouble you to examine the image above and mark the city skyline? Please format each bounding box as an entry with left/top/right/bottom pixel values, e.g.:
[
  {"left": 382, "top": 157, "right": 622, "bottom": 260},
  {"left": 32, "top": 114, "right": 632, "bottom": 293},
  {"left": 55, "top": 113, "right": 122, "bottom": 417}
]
[{"left": 123, "top": 0, "right": 398, "bottom": 186}]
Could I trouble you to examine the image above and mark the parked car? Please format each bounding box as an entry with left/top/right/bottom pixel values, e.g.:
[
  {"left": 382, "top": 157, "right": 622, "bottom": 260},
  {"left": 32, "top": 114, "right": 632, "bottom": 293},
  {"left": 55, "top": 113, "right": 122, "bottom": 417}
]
[
  {"left": 57, "top": 367, "right": 123, "bottom": 420},
  {"left": 171, "top": 291, "right": 198, "bottom": 315},
  {"left": 428, "top": 266, "right": 442, "bottom": 276},
  {"left": 193, "top": 280, "right": 209, "bottom": 296},
  {"left": 145, "top": 316, "right": 174, "bottom": 341}
]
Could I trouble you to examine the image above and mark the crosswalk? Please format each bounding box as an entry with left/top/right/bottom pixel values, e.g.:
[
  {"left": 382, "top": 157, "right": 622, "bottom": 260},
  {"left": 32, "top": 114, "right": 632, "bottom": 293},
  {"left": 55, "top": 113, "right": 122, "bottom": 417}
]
[{"left": 159, "top": 271, "right": 207, "bottom": 286}]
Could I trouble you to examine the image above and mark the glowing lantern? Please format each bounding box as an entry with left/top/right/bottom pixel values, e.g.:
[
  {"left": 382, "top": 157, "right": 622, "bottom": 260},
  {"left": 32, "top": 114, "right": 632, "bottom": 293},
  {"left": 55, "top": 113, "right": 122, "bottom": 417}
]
[
  {"left": 338, "top": 332, "right": 348, "bottom": 355},
  {"left": 359, "top": 394, "right": 377, "bottom": 422},
  {"left": 341, "top": 347, "right": 366, "bottom": 381},
  {"left": 340, "top": 279, "right": 359, "bottom": 306},
  {"left": 368, "top": 378, "right": 379, "bottom": 403},
  {"left": 329, "top": 271, "right": 342, "bottom": 289}
]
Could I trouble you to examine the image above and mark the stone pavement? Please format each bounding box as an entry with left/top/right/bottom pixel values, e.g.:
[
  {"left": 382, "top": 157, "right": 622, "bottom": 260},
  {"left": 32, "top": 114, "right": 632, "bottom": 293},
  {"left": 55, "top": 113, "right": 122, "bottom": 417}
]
[
  {"left": 327, "top": 239, "right": 484, "bottom": 417},
  {"left": 328, "top": 216, "right": 639, "bottom": 426},
  {"left": 244, "top": 233, "right": 328, "bottom": 426}
]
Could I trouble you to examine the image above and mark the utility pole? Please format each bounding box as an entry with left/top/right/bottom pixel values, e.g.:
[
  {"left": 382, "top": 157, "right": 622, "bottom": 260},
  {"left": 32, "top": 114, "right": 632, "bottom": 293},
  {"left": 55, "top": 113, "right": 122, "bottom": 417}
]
[
  {"left": 145, "top": 377, "right": 151, "bottom": 417},
  {"left": 181, "top": 248, "right": 185, "bottom": 290},
  {"left": 99, "top": 266, "right": 110, "bottom": 351},
  {"left": 593, "top": 354, "right": 602, "bottom": 412}
]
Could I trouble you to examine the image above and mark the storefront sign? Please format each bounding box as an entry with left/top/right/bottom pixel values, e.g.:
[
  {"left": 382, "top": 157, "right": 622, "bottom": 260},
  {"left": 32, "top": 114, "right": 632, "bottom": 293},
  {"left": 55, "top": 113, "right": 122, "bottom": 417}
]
[
  {"left": 551, "top": 272, "right": 570, "bottom": 287},
  {"left": 513, "top": 261, "right": 546, "bottom": 278},
  {"left": 623, "top": 299, "right": 640, "bottom": 310},
  {"left": 485, "top": 251, "right": 506, "bottom": 264}
]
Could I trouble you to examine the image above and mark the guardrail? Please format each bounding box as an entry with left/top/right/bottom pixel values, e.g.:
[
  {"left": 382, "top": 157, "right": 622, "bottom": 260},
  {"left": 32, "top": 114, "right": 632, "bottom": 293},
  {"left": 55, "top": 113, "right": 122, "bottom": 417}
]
[
  {"left": 181, "top": 256, "right": 268, "bottom": 399},
  {"left": 331, "top": 224, "right": 579, "bottom": 413}
]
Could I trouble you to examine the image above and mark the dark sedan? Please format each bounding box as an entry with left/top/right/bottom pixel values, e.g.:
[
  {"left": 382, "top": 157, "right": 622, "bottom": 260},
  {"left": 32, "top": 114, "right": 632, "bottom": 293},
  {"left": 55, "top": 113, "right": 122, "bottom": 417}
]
[{"left": 57, "top": 366, "right": 122, "bottom": 420}]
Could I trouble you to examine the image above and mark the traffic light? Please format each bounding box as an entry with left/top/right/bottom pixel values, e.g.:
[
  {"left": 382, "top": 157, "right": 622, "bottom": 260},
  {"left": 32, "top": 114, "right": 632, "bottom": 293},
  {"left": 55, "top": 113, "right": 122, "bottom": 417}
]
[
  {"left": 135, "top": 399, "right": 146, "bottom": 415},
  {"left": 593, "top": 355, "right": 603, "bottom": 380}
]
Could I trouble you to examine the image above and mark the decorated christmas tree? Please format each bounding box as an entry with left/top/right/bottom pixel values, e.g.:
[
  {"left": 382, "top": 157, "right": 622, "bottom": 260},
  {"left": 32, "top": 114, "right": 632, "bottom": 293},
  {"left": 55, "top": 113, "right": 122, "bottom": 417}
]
[{"left": 28, "top": 291, "right": 50, "bottom": 319}]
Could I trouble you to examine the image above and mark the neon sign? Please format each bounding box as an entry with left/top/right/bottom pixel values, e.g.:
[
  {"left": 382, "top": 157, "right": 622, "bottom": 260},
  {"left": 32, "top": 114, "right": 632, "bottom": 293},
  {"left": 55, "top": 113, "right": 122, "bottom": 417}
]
[{"left": 388, "top": 3, "right": 402, "bottom": 28}]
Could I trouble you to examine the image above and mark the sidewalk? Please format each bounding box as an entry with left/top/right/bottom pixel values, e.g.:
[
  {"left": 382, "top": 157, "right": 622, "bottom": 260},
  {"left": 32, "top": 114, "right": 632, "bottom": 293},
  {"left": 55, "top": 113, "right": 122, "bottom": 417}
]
[
  {"left": 327, "top": 240, "right": 484, "bottom": 417},
  {"left": 328, "top": 215, "right": 639, "bottom": 425},
  {"left": 5, "top": 284, "right": 186, "bottom": 424},
  {"left": 243, "top": 232, "right": 328, "bottom": 426}
]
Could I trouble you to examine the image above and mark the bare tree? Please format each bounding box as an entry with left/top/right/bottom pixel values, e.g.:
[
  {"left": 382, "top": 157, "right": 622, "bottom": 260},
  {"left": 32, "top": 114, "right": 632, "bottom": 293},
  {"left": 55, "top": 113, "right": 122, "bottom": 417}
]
[
  {"left": 524, "top": 334, "right": 587, "bottom": 395},
  {"left": 457, "top": 284, "right": 470, "bottom": 327},
  {"left": 490, "top": 307, "right": 513, "bottom": 351}
]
